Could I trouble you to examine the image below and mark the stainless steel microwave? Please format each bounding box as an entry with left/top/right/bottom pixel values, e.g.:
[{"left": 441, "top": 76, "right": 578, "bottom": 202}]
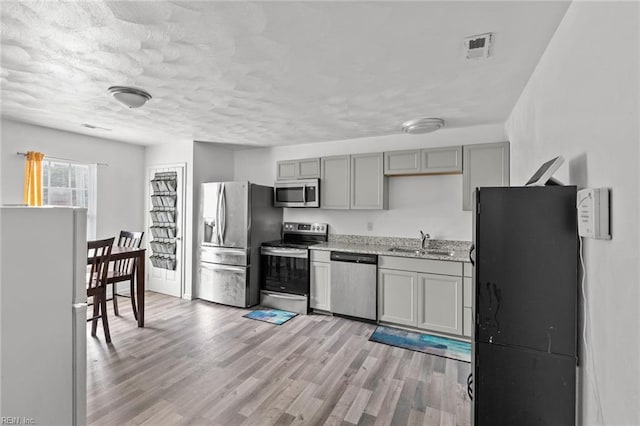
[{"left": 273, "top": 179, "right": 320, "bottom": 208}]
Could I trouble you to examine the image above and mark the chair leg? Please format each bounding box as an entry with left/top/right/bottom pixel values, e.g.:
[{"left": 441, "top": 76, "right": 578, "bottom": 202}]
[
  {"left": 130, "top": 279, "right": 138, "bottom": 321},
  {"left": 100, "top": 289, "right": 111, "bottom": 343},
  {"left": 91, "top": 295, "right": 99, "bottom": 337},
  {"left": 112, "top": 283, "right": 119, "bottom": 316}
]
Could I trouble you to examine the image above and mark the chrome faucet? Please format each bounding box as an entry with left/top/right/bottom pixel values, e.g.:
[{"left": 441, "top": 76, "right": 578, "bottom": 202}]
[{"left": 420, "top": 230, "right": 431, "bottom": 249}]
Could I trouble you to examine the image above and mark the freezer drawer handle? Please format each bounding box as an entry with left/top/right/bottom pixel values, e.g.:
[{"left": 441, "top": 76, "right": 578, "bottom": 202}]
[{"left": 201, "top": 263, "right": 245, "bottom": 274}]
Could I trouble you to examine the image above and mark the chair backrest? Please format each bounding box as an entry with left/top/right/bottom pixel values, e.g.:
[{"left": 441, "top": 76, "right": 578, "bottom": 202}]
[
  {"left": 115, "top": 231, "right": 144, "bottom": 274},
  {"left": 88, "top": 237, "right": 115, "bottom": 292},
  {"left": 118, "top": 230, "right": 144, "bottom": 249}
]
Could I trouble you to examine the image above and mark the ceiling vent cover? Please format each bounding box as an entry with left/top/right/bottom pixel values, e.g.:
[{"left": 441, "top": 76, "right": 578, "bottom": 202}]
[{"left": 464, "top": 33, "right": 492, "bottom": 59}]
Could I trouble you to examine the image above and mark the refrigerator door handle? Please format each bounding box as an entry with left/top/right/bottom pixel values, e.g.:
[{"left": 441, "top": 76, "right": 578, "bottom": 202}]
[
  {"left": 220, "top": 183, "right": 226, "bottom": 245},
  {"left": 469, "top": 244, "right": 475, "bottom": 267},
  {"left": 215, "top": 184, "right": 223, "bottom": 245}
]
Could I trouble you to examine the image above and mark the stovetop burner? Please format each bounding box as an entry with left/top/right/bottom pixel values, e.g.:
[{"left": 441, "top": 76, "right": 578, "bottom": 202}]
[{"left": 261, "top": 222, "right": 329, "bottom": 249}]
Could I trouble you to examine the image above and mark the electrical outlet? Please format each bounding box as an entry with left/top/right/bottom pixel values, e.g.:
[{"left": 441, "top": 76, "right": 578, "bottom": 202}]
[{"left": 367, "top": 222, "right": 374, "bottom": 231}]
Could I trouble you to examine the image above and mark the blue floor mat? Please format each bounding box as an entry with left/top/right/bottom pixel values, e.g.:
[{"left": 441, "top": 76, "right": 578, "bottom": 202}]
[{"left": 369, "top": 325, "right": 471, "bottom": 363}]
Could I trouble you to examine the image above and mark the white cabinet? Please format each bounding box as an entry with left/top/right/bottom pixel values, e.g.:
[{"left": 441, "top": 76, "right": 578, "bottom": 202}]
[
  {"left": 321, "top": 153, "right": 387, "bottom": 210},
  {"left": 351, "top": 152, "right": 387, "bottom": 210},
  {"left": 1, "top": 207, "right": 87, "bottom": 425},
  {"left": 378, "top": 269, "right": 418, "bottom": 326},
  {"left": 321, "top": 155, "right": 351, "bottom": 209},
  {"left": 384, "top": 146, "right": 462, "bottom": 175},
  {"left": 378, "top": 256, "right": 468, "bottom": 338},
  {"left": 276, "top": 158, "right": 320, "bottom": 180},
  {"left": 310, "top": 250, "right": 331, "bottom": 311},
  {"left": 462, "top": 142, "right": 510, "bottom": 210},
  {"left": 417, "top": 273, "right": 463, "bottom": 335}
]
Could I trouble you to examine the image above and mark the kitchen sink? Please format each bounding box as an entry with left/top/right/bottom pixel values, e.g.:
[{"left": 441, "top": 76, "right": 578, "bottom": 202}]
[
  {"left": 387, "top": 247, "right": 454, "bottom": 256},
  {"left": 387, "top": 246, "right": 421, "bottom": 254}
]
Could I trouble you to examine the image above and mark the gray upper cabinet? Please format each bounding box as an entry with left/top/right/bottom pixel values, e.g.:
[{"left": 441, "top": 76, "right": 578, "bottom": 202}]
[
  {"left": 321, "top": 155, "right": 350, "bottom": 209},
  {"left": 276, "top": 160, "right": 298, "bottom": 180},
  {"left": 276, "top": 158, "right": 320, "bottom": 180},
  {"left": 351, "top": 152, "right": 388, "bottom": 210},
  {"left": 421, "top": 146, "right": 463, "bottom": 174},
  {"left": 384, "top": 150, "right": 421, "bottom": 175},
  {"left": 384, "top": 146, "right": 462, "bottom": 175},
  {"left": 462, "top": 142, "right": 510, "bottom": 211},
  {"left": 298, "top": 158, "right": 321, "bottom": 179},
  {"left": 321, "top": 153, "right": 387, "bottom": 210}
]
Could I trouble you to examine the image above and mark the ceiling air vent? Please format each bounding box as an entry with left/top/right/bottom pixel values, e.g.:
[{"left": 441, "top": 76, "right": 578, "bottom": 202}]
[
  {"left": 81, "top": 123, "right": 112, "bottom": 131},
  {"left": 464, "top": 33, "right": 492, "bottom": 59}
]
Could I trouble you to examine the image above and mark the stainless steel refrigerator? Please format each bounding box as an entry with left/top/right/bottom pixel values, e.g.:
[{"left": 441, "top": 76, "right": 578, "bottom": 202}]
[
  {"left": 471, "top": 186, "right": 578, "bottom": 425},
  {"left": 197, "top": 181, "right": 282, "bottom": 307}
]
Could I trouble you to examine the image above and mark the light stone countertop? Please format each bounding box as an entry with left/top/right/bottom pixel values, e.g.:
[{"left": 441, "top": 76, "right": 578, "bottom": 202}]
[{"left": 310, "top": 235, "right": 472, "bottom": 263}]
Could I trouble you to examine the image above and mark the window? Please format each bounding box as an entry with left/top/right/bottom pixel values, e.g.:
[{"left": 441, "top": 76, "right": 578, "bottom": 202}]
[{"left": 42, "top": 160, "right": 97, "bottom": 239}]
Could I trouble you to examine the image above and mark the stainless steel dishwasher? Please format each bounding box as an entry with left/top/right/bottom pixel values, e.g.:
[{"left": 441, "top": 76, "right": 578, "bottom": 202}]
[{"left": 330, "top": 251, "right": 378, "bottom": 321}]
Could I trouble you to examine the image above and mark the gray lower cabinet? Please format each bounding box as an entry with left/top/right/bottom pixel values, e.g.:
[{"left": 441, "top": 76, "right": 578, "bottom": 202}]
[
  {"left": 463, "top": 276, "right": 473, "bottom": 337},
  {"left": 462, "top": 142, "right": 510, "bottom": 210},
  {"left": 378, "top": 256, "right": 469, "bottom": 338},
  {"left": 276, "top": 158, "right": 320, "bottom": 180},
  {"left": 384, "top": 146, "right": 462, "bottom": 175},
  {"left": 417, "top": 273, "right": 463, "bottom": 335},
  {"left": 310, "top": 251, "right": 331, "bottom": 311},
  {"left": 378, "top": 269, "right": 418, "bottom": 326}
]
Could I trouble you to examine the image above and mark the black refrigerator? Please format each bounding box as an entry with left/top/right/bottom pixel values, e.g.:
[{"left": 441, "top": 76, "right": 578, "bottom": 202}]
[{"left": 472, "top": 186, "right": 578, "bottom": 426}]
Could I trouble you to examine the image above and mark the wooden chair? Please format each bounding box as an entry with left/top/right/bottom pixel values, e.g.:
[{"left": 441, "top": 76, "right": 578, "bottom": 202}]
[
  {"left": 108, "top": 230, "right": 144, "bottom": 319},
  {"left": 87, "top": 237, "right": 115, "bottom": 343}
]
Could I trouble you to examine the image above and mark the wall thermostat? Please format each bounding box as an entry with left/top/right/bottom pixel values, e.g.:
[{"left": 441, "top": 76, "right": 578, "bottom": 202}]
[{"left": 577, "top": 188, "right": 611, "bottom": 239}]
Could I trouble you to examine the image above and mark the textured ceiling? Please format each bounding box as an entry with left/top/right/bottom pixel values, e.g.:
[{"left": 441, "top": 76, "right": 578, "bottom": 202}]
[{"left": 0, "top": 1, "right": 569, "bottom": 146}]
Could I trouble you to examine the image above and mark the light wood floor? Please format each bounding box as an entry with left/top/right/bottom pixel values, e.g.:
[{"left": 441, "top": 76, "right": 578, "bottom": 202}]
[{"left": 88, "top": 292, "right": 471, "bottom": 425}]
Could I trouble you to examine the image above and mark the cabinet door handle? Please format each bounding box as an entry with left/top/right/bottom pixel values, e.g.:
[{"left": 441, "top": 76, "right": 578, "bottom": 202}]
[
  {"left": 467, "top": 373, "right": 473, "bottom": 400},
  {"left": 469, "top": 244, "right": 475, "bottom": 267}
]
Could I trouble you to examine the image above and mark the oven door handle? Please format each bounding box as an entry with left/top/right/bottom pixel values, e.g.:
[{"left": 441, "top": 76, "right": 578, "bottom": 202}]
[
  {"left": 262, "top": 291, "right": 306, "bottom": 301},
  {"left": 261, "top": 247, "right": 308, "bottom": 258}
]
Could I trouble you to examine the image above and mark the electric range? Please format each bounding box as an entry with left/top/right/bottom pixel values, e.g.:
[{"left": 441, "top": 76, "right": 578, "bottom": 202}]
[{"left": 260, "top": 222, "right": 328, "bottom": 314}]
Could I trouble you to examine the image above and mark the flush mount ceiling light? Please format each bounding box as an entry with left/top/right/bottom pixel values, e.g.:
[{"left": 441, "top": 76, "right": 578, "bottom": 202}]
[
  {"left": 107, "top": 86, "right": 152, "bottom": 108},
  {"left": 401, "top": 118, "right": 445, "bottom": 134}
]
